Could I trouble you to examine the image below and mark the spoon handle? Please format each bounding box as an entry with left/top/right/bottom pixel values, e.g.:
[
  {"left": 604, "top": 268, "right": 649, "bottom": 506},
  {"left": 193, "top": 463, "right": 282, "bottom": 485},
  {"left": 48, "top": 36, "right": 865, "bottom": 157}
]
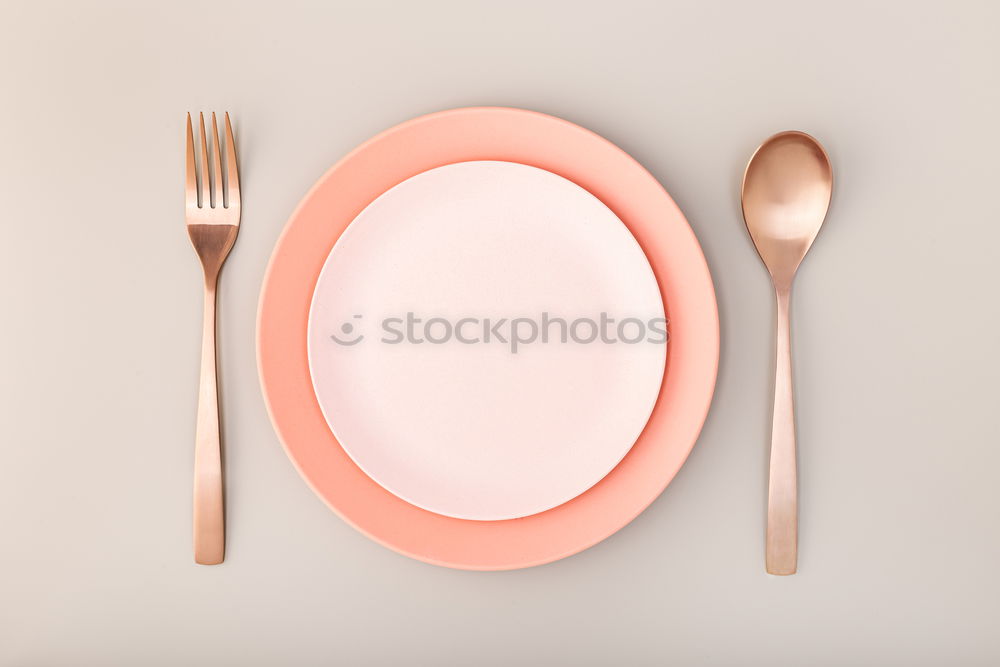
[{"left": 767, "top": 285, "right": 798, "bottom": 575}]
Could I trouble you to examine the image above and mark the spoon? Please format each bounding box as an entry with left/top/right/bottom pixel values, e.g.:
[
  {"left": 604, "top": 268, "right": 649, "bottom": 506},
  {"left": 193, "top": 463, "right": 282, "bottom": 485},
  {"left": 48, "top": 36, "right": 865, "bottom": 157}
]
[{"left": 741, "top": 131, "right": 833, "bottom": 575}]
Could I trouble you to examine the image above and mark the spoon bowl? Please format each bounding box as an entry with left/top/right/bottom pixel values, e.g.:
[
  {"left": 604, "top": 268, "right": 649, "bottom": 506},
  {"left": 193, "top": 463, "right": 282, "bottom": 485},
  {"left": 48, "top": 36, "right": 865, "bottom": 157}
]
[{"left": 742, "top": 132, "right": 832, "bottom": 286}]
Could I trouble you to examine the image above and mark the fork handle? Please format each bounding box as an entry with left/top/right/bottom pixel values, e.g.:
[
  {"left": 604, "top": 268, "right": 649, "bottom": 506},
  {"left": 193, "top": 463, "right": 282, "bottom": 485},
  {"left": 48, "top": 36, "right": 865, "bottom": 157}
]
[
  {"left": 766, "top": 285, "right": 797, "bottom": 575},
  {"left": 193, "top": 275, "right": 225, "bottom": 564}
]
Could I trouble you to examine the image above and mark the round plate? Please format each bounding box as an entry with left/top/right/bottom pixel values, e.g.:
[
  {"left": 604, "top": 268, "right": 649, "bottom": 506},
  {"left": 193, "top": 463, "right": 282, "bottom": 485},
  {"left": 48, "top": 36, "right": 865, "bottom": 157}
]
[
  {"left": 307, "top": 160, "right": 667, "bottom": 521},
  {"left": 258, "top": 107, "right": 719, "bottom": 570}
]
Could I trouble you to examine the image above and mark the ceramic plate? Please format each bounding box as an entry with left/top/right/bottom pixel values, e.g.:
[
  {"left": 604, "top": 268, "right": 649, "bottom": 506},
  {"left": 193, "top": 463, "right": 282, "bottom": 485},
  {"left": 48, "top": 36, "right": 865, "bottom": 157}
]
[
  {"left": 258, "top": 107, "right": 718, "bottom": 569},
  {"left": 307, "top": 160, "right": 666, "bottom": 521}
]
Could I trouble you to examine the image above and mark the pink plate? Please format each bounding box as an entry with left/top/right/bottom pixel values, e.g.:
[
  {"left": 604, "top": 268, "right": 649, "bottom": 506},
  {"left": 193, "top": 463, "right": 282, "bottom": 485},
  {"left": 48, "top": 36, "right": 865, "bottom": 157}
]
[
  {"left": 307, "top": 161, "right": 667, "bottom": 521},
  {"left": 258, "top": 107, "right": 719, "bottom": 570}
]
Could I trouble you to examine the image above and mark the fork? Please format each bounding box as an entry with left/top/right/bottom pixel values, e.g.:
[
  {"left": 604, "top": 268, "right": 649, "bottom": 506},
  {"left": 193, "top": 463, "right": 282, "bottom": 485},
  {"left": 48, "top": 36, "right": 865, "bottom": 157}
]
[{"left": 185, "top": 112, "right": 240, "bottom": 565}]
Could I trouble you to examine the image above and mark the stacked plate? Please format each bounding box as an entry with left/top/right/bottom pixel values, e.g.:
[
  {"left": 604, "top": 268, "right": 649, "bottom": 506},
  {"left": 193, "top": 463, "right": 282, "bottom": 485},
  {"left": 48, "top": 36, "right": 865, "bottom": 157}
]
[{"left": 258, "top": 107, "right": 718, "bottom": 569}]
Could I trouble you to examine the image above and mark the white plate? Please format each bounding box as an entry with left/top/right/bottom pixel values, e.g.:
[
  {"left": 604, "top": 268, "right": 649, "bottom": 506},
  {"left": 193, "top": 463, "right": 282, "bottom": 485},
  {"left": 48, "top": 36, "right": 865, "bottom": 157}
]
[{"left": 307, "top": 161, "right": 666, "bottom": 520}]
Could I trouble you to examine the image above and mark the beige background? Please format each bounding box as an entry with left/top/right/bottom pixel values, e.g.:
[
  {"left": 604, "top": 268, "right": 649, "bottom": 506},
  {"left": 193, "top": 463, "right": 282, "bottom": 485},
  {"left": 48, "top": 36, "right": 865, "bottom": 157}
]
[{"left": 2, "top": 0, "right": 998, "bottom": 665}]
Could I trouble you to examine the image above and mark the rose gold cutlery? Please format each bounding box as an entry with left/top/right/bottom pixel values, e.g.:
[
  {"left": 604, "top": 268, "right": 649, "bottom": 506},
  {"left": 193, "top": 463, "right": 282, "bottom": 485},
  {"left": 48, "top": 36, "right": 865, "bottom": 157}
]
[
  {"left": 741, "top": 131, "right": 832, "bottom": 575},
  {"left": 185, "top": 112, "right": 240, "bottom": 565}
]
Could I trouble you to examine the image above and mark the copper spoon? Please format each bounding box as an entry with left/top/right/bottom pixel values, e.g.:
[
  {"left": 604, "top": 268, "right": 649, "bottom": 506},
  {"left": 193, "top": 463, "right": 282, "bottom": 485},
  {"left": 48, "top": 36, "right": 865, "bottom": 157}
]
[{"left": 741, "top": 131, "right": 832, "bottom": 575}]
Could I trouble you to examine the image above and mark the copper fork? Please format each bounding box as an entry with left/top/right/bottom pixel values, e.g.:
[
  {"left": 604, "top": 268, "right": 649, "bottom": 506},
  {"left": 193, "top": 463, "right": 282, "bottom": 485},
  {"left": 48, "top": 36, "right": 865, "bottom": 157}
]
[{"left": 185, "top": 112, "right": 240, "bottom": 565}]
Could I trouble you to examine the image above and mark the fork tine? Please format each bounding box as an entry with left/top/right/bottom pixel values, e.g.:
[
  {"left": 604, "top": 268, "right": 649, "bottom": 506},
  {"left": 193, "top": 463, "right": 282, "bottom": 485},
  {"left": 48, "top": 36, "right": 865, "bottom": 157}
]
[
  {"left": 198, "top": 112, "right": 211, "bottom": 208},
  {"left": 224, "top": 113, "right": 239, "bottom": 208},
  {"left": 209, "top": 112, "right": 224, "bottom": 209},
  {"left": 185, "top": 113, "right": 198, "bottom": 209}
]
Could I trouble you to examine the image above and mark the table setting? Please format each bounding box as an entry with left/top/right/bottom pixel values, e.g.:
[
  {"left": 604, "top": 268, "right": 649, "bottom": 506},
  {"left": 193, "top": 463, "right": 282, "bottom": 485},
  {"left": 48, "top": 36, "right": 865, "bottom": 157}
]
[
  {"left": 4, "top": 2, "right": 998, "bottom": 665},
  {"left": 186, "top": 106, "right": 833, "bottom": 573}
]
